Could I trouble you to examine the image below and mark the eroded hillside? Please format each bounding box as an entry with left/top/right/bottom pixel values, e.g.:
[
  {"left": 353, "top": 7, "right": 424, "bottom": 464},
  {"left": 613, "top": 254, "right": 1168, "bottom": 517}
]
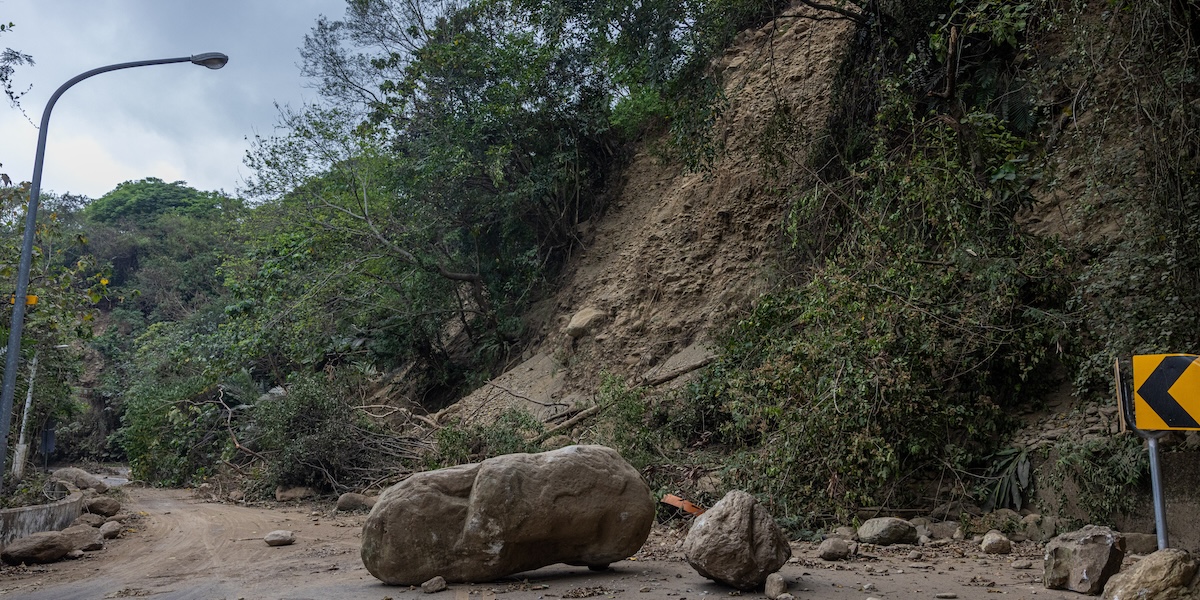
[{"left": 444, "top": 4, "right": 853, "bottom": 424}]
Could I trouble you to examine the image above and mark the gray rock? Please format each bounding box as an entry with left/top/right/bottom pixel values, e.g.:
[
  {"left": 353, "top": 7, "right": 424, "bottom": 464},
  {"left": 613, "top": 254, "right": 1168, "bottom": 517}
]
[
  {"left": 1121, "top": 532, "right": 1160, "bottom": 556},
  {"left": 274, "top": 486, "right": 316, "bottom": 502},
  {"left": 85, "top": 496, "right": 121, "bottom": 517},
  {"left": 361, "top": 445, "right": 654, "bottom": 585},
  {"left": 1101, "top": 548, "right": 1196, "bottom": 600},
  {"left": 336, "top": 492, "right": 376, "bottom": 512},
  {"left": 1, "top": 531, "right": 72, "bottom": 564},
  {"left": 1022, "top": 514, "right": 1058, "bottom": 543},
  {"left": 817, "top": 537, "right": 851, "bottom": 561},
  {"left": 99, "top": 521, "right": 122, "bottom": 540},
  {"left": 776, "top": 595, "right": 794, "bottom": 600},
  {"left": 422, "top": 575, "right": 448, "bottom": 593},
  {"left": 927, "top": 521, "right": 958, "bottom": 540},
  {"left": 765, "top": 572, "right": 787, "bottom": 599},
  {"left": 683, "top": 490, "right": 791, "bottom": 590},
  {"left": 264, "top": 530, "right": 296, "bottom": 546},
  {"left": 65, "top": 549, "right": 84, "bottom": 560},
  {"left": 51, "top": 467, "right": 108, "bottom": 493},
  {"left": 1012, "top": 560, "right": 1034, "bottom": 570},
  {"left": 60, "top": 524, "right": 103, "bottom": 552},
  {"left": 980, "top": 530, "right": 1012, "bottom": 554},
  {"left": 857, "top": 517, "right": 918, "bottom": 546},
  {"left": 1044, "top": 525, "right": 1125, "bottom": 594},
  {"left": 565, "top": 308, "right": 605, "bottom": 338}
]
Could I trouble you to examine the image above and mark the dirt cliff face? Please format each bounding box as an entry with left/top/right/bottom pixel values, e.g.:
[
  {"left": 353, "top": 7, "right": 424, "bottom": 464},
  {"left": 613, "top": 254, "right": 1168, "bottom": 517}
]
[{"left": 443, "top": 4, "right": 852, "bottom": 424}]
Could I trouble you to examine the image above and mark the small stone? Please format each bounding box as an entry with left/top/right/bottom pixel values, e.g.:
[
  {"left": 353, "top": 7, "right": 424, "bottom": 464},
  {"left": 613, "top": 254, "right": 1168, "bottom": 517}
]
[
  {"left": 908, "top": 550, "right": 923, "bottom": 560},
  {"left": 99, "top": 521, "right": 121, "bottom": 539},
  {"left": 422, "top": 576, "right": 448, "bottom": 593},
  {"left": 1011, "top": 560, "right": 1033, "bottom": 570},
  {"left": 817, "top": 537, "right": 851, "bottom": 561},
  {"left": 764, "top": 572, "right": 787, "bottom": 599},
  {"left": 66, "top": 549, "right": 84, "bottom": 559},
  {"left": 862, "top": 582, "right": 877, "bottom": 592},
  {"left": 935, "top": 594, "right": 958, "bottom": 599},
  {"left": 264, "top": 530, "right": 296, "bottom": 546},
  {"left": 776, "top": 595, "right": 794, "bottom": 600},
  {"left": 980, "top": 530, "right": 1012, "bottom": 554},
  {"left": 639, "top": 587, "right": 651, "bottom": 593}
]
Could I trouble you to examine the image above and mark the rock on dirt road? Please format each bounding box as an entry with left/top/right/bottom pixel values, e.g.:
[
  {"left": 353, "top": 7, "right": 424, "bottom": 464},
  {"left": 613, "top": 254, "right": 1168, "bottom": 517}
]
[{"left": 0, "top": 486, "right": 1093, "bottom": 600}]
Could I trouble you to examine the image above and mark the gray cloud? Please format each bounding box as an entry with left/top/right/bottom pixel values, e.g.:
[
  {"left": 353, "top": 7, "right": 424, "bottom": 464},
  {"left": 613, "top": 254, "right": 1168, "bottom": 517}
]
[{"left": 0, "top": 0, "right": 347, "bottom": 198}]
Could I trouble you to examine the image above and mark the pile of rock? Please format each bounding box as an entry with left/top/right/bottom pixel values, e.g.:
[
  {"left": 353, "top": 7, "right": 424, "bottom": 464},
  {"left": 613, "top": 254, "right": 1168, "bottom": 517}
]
[{"left": 1, "top": 468, "right": 129, "bottom": 566}]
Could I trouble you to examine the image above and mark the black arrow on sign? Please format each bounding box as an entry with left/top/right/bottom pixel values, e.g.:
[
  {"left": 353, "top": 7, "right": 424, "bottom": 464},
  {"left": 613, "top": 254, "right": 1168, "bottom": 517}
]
[{"left": 1137, "top": 355, "right": 1200, "bottom": 428}]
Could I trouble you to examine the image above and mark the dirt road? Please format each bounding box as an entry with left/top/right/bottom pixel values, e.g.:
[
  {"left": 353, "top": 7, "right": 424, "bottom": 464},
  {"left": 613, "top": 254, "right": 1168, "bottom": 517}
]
[{"left": 0, "top": 487, "right": 1083, "bottom": 600}]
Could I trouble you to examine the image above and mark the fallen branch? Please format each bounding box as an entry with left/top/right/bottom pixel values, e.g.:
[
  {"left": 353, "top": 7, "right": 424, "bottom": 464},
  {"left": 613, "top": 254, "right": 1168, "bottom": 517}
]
[{"left": 534, "top": 404, "right": 605, "bottom": 444}]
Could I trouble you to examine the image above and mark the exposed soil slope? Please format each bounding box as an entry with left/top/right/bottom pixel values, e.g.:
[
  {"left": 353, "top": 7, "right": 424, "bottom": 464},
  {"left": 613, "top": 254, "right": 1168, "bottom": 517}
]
[{"left": 444, "top": 3, "right": 852, "bottom": 424}]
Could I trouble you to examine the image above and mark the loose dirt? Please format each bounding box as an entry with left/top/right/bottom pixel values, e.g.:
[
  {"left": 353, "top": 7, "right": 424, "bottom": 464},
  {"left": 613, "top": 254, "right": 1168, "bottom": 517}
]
[{"left": 0, "top": 486, "right": 1085, "bottom": 600}]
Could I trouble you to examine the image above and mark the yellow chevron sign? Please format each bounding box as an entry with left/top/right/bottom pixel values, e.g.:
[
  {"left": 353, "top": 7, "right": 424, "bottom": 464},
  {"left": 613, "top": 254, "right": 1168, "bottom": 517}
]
[{"left": 1133, "top": 354, "right": 1200, "bottom": 430}]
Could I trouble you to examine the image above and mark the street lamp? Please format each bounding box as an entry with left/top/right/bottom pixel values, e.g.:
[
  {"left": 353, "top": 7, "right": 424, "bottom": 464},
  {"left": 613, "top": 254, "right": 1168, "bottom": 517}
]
[{"left": 0, "top": 53, "right": 229, "bottom": 492}]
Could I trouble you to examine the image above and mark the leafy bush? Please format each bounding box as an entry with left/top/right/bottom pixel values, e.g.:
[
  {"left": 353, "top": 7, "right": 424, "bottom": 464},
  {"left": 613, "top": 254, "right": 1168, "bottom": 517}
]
[
  {"left": 252, "top": 372, "right": 382, "bottom": 491},
  {"left": 429, "top": 408, "right": 545, "bottom": 468}
]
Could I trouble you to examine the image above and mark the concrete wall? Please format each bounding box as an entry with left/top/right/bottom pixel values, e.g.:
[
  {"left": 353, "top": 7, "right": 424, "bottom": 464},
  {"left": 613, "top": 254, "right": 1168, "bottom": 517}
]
[{"left": 0, "top": 491, "right": 83, "bottom": 549}]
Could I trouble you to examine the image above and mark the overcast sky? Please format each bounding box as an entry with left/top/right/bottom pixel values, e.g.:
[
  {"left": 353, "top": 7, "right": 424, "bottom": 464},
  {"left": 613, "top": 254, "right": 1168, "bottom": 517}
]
[{"left": 0, "top": 1, "right": 347, "bottom": 199}]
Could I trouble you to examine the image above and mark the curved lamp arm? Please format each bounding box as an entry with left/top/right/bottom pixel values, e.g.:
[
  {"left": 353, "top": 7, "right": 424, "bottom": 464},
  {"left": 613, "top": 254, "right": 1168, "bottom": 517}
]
[{"left": 0, "top": 53, "right": 228, "bottom": 491}]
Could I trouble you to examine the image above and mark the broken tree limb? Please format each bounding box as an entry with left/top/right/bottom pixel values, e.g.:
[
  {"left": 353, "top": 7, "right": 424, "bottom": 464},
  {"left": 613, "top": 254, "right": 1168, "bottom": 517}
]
[{"left": 534, "top": 404, "right": 605, "bottom": 444}]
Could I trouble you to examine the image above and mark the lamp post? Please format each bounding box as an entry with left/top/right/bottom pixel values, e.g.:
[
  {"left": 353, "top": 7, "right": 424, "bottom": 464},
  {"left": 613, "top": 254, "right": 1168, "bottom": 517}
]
[{"left": 0, "top": 53, "right": 229, "bottom": 492}]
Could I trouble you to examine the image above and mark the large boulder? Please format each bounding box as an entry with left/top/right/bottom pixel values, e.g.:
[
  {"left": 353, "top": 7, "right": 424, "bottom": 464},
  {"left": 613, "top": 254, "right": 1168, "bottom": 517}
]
[
  {"left": 1044, "top": 525, "right": 1125, "bottom": 595},
  {"left": 59, "top": 525, "right": 103, "bottom": 552},
  {"left": 857, "top": 517, "right": 918, "bottom": 546},
  {"left": 51, "top": 467, "right": 108, "bottom": 493},
  {"left": 681, "top": 490, "right": 791, "bottom": 590},
  {"left": 361, "top": 445, "right": 654, "bottom": 585},
  {"left": 1, "top": 531, "right": 73, "bottom": 565},
  {"left": 1102, "top": 548, "right": 1198, "bottom": 600}
]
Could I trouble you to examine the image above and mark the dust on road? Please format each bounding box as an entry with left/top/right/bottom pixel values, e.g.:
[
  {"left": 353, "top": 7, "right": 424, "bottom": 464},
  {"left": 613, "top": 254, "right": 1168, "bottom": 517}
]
[{"left": 0, "top": 486, "right": 1081, "bottom": 600}]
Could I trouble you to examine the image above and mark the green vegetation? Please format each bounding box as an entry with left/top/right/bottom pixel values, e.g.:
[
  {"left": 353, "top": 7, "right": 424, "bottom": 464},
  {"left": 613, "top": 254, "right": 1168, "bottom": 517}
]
[{"left": 1, "top": 0, "right": 1195, "bottom": 533}]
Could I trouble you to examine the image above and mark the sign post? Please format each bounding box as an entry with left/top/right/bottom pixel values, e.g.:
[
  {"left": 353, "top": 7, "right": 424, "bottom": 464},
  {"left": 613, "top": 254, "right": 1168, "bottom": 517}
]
[{"left": 1120, "top": 354, "right": 1200, "bottom": 551}]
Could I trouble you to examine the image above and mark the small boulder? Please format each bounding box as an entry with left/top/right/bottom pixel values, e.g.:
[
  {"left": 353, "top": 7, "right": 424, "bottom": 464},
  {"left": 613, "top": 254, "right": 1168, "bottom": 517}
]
[
  {"left": 1, "top": 531, "right": 72, "bottom": 564},
  {"left": 85, "top": 496, "right": 121, "bottom": 517},
  {"left": 857, "top": 517, "right": 918, "bottom": 546},
  {"left": 336, "top": 492, "right": 376, "bottom": 512},
  {"left": 51, "top": 467, "right": 108, "bottom": 493},
  {"left": 60, "top": 524, "right": 103, "bottom": 552},
  {"left": 1102, "top": 548, "right": 1196, "bottom": 600},
  {"left": 817, "top": 537, "right": 851, "bottom": 561},
  {"left": 682, "top": 490, "right": 791, "bottom": 590},
  {"left": 927, "top": 521, "right": 959, "bottom": 540},
  {"left": 99, "top": 521, "right": 122, "bottom": 540},
  {"left": 274, "top": 486, "right": 316, "bottom": 502},
  {"left": 980, "top": 530, "right": 1012, "bottom": 554},
  {"left": 1044, "top": 525, "right": 1125, "bottom": 595},
  {"left": 265, "top": 530, "right": 296, "bottom": 547},
  {"left": 65, "top": 549, "right": 84, "bottom": 560},
  {"left": 361, "top": 445, "right": 654, "bottom": 585},
  {"left": 72, "top": 513, "right": 107, "bottom": 528},
  {"left": 765, "top": 572, "right": 788, "bottom": 599},
  {"left": 565, "top": 308, "right": 605, "bottom": 338}
]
